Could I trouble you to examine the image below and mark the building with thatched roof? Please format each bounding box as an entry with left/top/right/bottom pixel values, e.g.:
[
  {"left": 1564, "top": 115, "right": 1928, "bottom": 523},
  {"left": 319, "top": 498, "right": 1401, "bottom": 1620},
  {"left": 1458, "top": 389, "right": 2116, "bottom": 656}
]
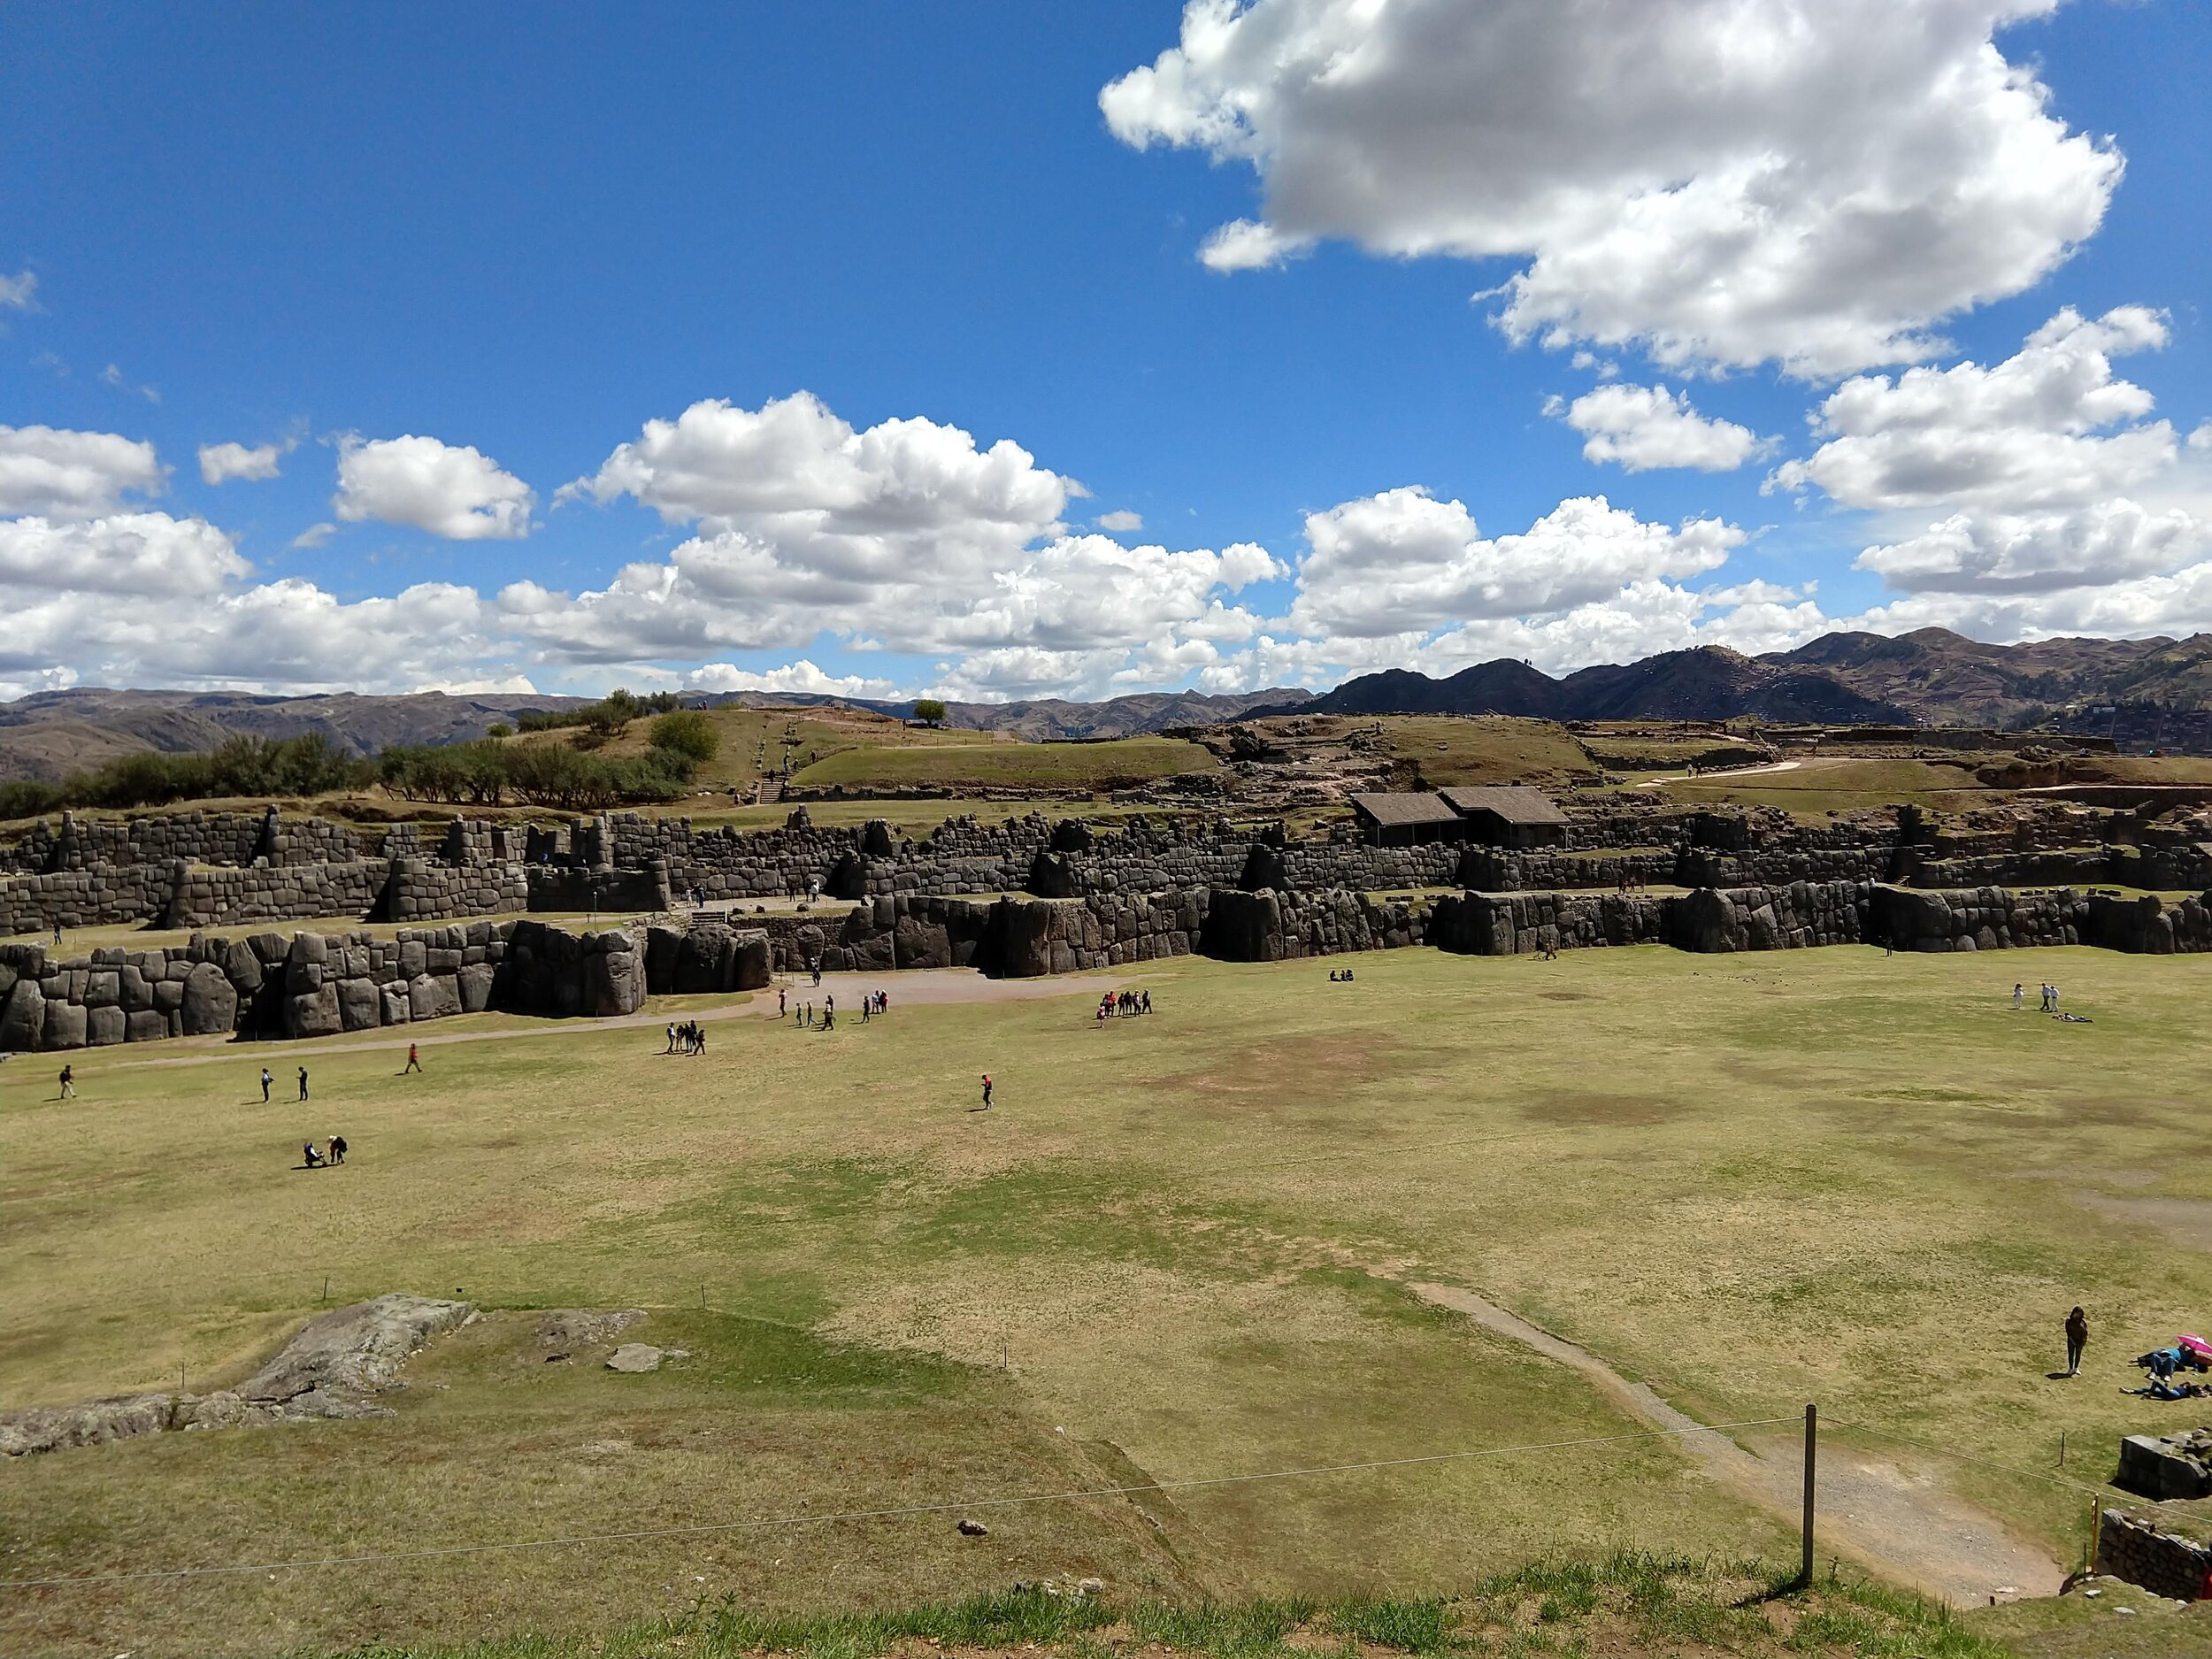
[
  {"left": 1348, "top": 791, "right": 1465, "bottom": 847},
  {"left": 1437, "top": 786, "right": 1569, "bottom": 849}
]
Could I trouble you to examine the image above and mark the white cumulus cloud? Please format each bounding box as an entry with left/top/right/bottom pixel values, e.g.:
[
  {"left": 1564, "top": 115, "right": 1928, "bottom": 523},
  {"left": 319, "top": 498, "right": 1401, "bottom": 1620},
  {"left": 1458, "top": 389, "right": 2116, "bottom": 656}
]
[
  {"left": 199, "top": 438, "right": 293, "bottom": 485},
  {"left": 1770, "top": 306, "right": 2177, "bottom": 511},
  {"left": 1096, "top": 509, "right": 1145, "bottom": 532},
  {"left": 1103, "top": 0, "right": 2120, "bottom": 375},
  {"left": 1289, "top": 488, "right": 1740, "bottom": 639},
  {"left": 0, "top": 425, "right": 165, "bottom": 518},
  {"left": 683, "top": 660, "right": 903, "bottom": 698},
  {"left": 334, "top": 434, "right": 535, "bottom": 540},
  {"left": 1555, "top": 383, "right": 1771, "bottom": 472},
  {"left": 0, "top": 270, "right": 35, "bottom": 311}
]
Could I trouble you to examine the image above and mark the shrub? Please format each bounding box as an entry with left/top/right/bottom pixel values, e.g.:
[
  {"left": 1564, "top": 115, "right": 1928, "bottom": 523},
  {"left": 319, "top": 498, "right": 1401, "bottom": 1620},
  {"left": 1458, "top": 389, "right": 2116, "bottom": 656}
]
[
  {"left": 914, "top": 698, "right": 948, "bottom": 726},
  {"left": 649, "top": 709, "right": 720, "bottom": 764}
]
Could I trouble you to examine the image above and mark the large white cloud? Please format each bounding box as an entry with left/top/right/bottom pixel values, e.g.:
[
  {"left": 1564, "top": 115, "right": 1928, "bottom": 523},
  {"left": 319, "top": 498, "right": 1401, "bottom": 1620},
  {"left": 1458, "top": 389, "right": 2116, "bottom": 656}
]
[
  {"left": 334, "top": 434, "right": 535, "bottom": 540},
  {"left": 1762, "top": 305, "right": 2212, "bottom": 608},
  {"left": 1289, "top": 488, "right": 1740, "bottom": 639},
  {"left": 0, "top": 513, "right": 249, "bottom": 597},
  {"left": 0, "top": 424, "right": 165, "bottom": 518},
  {"left": 539, "top": 393, "right": 1279, "bottom": 693},
  {"left": 1855, "top": 502, "right": 2212, "bottom": 596},
  {"left": 1102, "top": 0, "right": 2119, "bottom": 375},
  {"left": 1554, "top": 384, "right": 1770, "bottom": 472},
  {"left": 1770, "top": 306, "right": 2178, "bottom": 511}
]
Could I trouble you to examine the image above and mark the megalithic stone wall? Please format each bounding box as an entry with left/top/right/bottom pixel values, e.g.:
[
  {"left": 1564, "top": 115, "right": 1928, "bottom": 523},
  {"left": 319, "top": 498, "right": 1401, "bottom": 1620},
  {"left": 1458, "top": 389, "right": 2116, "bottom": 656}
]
[{"left": 0, "top": 918, "right": 645, "bottom": 1052}]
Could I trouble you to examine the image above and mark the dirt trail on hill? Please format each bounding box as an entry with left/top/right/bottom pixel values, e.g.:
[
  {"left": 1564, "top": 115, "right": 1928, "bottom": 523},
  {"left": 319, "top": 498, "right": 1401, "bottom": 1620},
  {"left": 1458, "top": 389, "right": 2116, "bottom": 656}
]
[
  {"left": 1634, "top": 759, "right": 1803, "bottom": 789},
  {"left": 1407, "top": 1283, "right": 2064, "bottom": 1609},
  {"left": 79, "top": 968, "right": 1133, "bottom": 1073}
]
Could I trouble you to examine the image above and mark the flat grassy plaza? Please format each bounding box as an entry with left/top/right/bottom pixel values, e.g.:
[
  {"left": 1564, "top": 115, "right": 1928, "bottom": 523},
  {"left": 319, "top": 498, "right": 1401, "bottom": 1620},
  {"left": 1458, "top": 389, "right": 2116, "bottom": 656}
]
[{"left": 5, "top": 944, "right": 2212, "bottom": 1654}]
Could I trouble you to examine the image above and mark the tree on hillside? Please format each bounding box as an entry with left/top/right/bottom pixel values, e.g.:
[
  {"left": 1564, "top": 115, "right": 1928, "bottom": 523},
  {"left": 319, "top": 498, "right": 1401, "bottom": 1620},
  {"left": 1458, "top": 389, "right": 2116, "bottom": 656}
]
[
  {"left": 649, "top": 709, "right": 720, "bottom": 764},
  {"left": 914, "top": 698, "right": 947, "bottom": 727}
]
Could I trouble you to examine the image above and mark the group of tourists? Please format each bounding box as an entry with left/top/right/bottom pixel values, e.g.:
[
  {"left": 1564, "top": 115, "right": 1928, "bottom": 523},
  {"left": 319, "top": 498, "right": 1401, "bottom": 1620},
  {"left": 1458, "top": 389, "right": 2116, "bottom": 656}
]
[
  {"left": 2011, "top": 982, "right": 2090, "bottom": 1021},
  {"left": 1326, "top": 967, "right": 1357, "bottom": 981},
  {"left": 775, "top": 985, "right": 889, "bottom": 1032},
  {"left": 1096, "top": 989, "right": 1152, "bottom": 1023},
  {"left": 665, "top": 1020, "right": 710, "bottom": 1055},
  {"left": 260, "top": 1065, "right": 311, "bottom": 1102},
  {"left": 300, "top": 1134, "right": 348, "bottom": 1169}
]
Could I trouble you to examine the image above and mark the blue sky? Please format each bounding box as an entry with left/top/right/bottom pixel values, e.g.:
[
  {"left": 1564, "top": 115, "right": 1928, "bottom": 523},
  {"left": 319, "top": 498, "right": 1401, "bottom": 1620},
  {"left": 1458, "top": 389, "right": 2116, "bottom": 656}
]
[{"left": 1, "top": 1, "right": 2207, "bottom": 702}]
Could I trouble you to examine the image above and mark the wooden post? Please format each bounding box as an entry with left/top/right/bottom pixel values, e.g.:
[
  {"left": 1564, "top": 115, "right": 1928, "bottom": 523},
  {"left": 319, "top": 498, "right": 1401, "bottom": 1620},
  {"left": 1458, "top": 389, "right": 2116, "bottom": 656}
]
[{"left": 1799, "top": 1403, "right": 1817, "bottom": 1590}]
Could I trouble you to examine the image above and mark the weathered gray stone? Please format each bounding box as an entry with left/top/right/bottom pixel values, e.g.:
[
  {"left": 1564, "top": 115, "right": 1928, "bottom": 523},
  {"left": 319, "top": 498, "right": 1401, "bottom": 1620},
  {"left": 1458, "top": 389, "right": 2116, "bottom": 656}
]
[
  {"left": 605, "top": 1343, "right": 663, "bottom": 1373},
  {"left": 179, "top": 961, "right": 239, "bottom": 1036},
  {"left": 457, "top": 961, "right": 495, "bottom": 1012},
  {"left": 86, "top": 1005, "right": 127, "bottom": 1047},
  {"left": 408, "top": 972, "right": 462, "bottom": 1022},
  {"left": 42, "top": 998, "right": 87, "bottom": 1050},
  {"left": 1, "top": 979, "right": 45, "bottom": 1052},
  {"left": 336, "top": 977, "right": 380, "bottom": 1032},
  {"left": 288, "top": 985, "right": 342, "bottom": 1040}
]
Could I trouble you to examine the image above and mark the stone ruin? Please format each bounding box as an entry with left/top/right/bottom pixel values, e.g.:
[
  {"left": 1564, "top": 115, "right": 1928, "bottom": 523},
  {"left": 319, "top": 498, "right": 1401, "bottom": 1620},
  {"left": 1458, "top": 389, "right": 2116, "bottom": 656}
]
[{"left": 10, "top": 795, "right": 2212, "bottom": 1053}]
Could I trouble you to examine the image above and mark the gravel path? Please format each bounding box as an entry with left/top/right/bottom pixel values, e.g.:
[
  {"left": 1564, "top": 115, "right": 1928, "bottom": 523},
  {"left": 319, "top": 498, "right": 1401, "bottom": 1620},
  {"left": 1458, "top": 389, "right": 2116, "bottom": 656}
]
[{"left": 1408, "top": 1282, "right": 2064, "bottom": 1608}]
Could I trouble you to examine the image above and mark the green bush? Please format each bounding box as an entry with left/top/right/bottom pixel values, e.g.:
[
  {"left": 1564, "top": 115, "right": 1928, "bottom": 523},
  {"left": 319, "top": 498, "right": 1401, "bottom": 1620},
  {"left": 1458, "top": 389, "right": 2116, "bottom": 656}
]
[
  {"left": 0, "top": 733, "right": 376, "bottom": 819},
  {"left": 649, "top": 709, "right": 720, "bottom": 764},
  {"left": 913, "top": 697, "right": 948, "bottom": 726}
]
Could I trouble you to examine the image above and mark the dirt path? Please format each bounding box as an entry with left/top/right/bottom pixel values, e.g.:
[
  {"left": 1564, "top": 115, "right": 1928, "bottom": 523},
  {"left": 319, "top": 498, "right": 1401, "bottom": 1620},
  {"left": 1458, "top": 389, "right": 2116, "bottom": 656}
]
[
  {"left": 1634, "top": 759, "right": 1803, "bottom": 789},
  {"left": 1407, "top": 1283, "right": 2063, "bottom": 1608},
  {"left": 68, "top": 967, "right": 1138, "bottom": 1075}
]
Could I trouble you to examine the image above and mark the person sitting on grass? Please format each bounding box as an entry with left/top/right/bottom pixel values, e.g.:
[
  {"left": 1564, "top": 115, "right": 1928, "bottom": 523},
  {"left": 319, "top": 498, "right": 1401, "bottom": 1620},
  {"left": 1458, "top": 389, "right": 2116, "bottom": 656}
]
[{"left": 302, "top": 1141, "right": 323, "bottom": 1169}]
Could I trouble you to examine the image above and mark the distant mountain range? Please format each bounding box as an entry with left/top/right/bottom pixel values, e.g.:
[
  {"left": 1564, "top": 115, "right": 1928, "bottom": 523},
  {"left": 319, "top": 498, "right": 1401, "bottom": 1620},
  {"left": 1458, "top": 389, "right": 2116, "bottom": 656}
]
[
  {"left": 11, "top": 629, "right": 2212, "bottom": 781},
  {"left": 697, "top": 687, "right": 1306, "bottom": 741},
  {"left": 0, "top": 688, "right": 588, "bottom": 782},
  {"left": 1303, "top": 629, "right": 2212, "bottom": 730}
]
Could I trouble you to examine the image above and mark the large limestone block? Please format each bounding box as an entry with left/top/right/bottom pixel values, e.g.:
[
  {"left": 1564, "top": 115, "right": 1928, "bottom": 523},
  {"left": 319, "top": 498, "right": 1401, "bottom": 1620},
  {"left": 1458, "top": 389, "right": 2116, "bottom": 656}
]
[
  {"left": 288, "top": 985, "right": 342, "bottom": 1040},
  {"left": 42, "top": 998, "right": 87, "bottom": 1050},
  {"left": 118, "top": 964, "right": 154, "bottom": 1011},
  {"left": 408, "top": 973, "right": 462, "bottom": 1022},
  {"left": 223, "top": 939, "right": 265, "bottom": 993},
  {"left": 86, "top": 1005, "right": 127, "bottom": 1047},
  {"left": 125, "top": 1010, "right": 166, "bottom": 1043},
  {"left": 0, "top": 979, "right": 44, "bottom": 1052},
  {"left": 457, "top": 961, "right": 495, "bottom": 1013},
  {"left": 380, "top": 985, "right": 411, "bottom": 1025},
  {"left": 584, "top": 945, "right": 644, "bottom": 1017},
  {"left": 336, "top": 978, "right": 380, "bottom": 1033},
  {"left": 180, "top": 962, "right": 239, "bottom": 1036},
  {"left": 82, "top": 970, "right": 121, "bottom": 1009}
]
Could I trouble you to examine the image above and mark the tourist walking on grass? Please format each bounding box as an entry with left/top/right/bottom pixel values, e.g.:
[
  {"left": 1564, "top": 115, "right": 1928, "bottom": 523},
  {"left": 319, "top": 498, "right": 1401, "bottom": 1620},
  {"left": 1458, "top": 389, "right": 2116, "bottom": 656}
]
[
  {"left": 58, "top": 1064, "right": 74, "bottom": 1100},
  {"left": 2011, "top": 983, "right": 2024, "bottom": 1010},
  {"left": 261, "top": 1067, "right": 273, "bottom": 1103},
  {"left": 404, "top": 1042, "right": 421, "bottom": 1074},
  {"left": 2065, "top": 1306, "right": 2089, "bottom": 1377},
  {"left": 297, "top": 1067, "right": 309, "bottom": 1102},
  {"left": 979, "top": 1073, "right": 993, "bottom": 1111}
]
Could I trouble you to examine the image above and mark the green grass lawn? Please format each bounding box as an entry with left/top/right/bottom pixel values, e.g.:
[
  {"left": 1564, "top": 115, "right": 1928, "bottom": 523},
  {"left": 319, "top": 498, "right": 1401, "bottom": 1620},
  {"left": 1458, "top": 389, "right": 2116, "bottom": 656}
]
[
  {"left": 4, "top": 945, "right": 2211, "bottom": 1654},
  {"left": 790, "top": 735, "right": 1216, "bottom": 793}
]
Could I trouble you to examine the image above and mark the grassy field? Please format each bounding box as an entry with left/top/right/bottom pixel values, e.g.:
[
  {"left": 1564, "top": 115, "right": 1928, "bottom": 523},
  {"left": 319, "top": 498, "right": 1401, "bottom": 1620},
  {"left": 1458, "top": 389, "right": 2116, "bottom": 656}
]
[
  {"left": 1375, "top": 718, "right": 1599, "bottom": 790},
  {"left": 1647, "top": 757, "right": 1998, "bottom": 817},
  {"left": 286, "top": 1558, "right": 2080, "bottom": 1659},
  {"left": 790, "top": 735, "right": 1215, "bottom": 795},
  {"left": 5, "top": 945, "right": 2212, "bottom": 1654}
]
